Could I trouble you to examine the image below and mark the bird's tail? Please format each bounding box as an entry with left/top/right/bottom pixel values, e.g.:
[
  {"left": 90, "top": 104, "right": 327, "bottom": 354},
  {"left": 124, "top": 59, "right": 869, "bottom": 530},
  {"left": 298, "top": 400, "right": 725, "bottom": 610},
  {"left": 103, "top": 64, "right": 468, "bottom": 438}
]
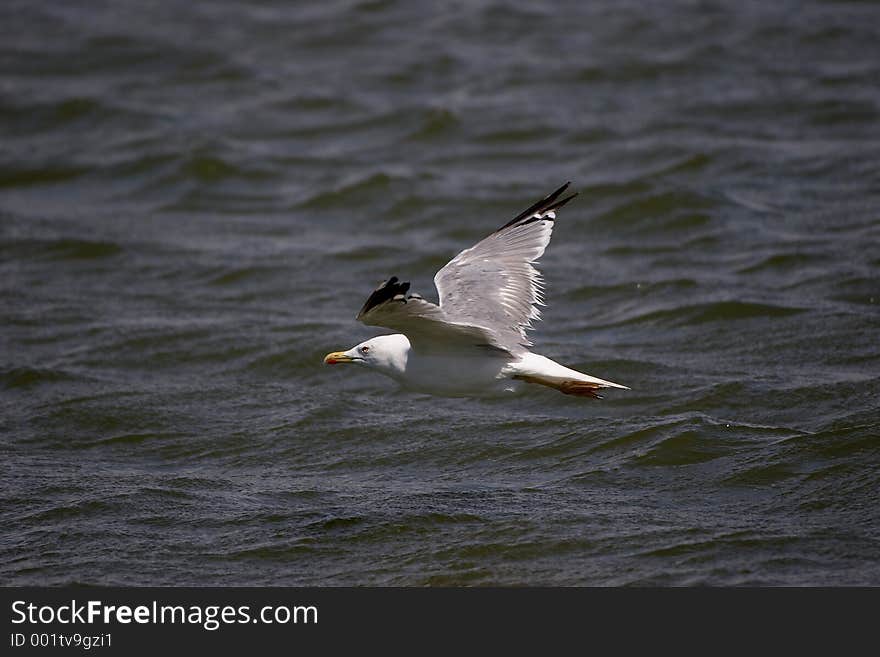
[{"left": 510, "top": 353, "right": 629, "bottom": 399}]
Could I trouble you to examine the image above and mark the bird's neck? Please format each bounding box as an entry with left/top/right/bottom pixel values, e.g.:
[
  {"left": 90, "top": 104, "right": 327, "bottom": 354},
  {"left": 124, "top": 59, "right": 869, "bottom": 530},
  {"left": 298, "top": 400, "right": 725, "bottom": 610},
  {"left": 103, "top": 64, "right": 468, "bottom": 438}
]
[{"left": 373, "top": 334, "right": 410, "bottom": 379}]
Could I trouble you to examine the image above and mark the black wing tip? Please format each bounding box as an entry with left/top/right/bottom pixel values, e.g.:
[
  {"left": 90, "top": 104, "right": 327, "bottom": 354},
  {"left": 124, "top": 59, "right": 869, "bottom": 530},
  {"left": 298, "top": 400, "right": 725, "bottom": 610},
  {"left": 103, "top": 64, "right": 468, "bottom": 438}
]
[
  {"left": 541, "top": 181, "right": 571, "bottom": 200},
  {"left": 496, "top": 182, "right": 577, "bottom": 233},
  {"left": 553, "top": 181, "right": 572, "bottom": 196},
  {"left": 357, "top": 276, "right": 411, "bottom": 318},
  {"left": 546, "top": 191, "right": 578, "bottom": 214}
]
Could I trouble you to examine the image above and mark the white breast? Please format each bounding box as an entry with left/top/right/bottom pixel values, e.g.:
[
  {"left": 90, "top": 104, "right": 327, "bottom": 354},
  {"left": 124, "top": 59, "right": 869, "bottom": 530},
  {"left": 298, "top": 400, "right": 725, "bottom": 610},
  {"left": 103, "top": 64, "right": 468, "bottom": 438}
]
[{"left": 397, "top": 350, "right": 519, "bottom": 397}]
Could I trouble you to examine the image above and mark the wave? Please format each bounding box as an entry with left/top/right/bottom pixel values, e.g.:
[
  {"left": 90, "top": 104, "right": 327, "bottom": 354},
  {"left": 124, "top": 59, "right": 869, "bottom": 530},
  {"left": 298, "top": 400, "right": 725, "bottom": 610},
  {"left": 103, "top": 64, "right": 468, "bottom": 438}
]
[{"left": 593, "top": 300, "right": 805, "bottom": 329}]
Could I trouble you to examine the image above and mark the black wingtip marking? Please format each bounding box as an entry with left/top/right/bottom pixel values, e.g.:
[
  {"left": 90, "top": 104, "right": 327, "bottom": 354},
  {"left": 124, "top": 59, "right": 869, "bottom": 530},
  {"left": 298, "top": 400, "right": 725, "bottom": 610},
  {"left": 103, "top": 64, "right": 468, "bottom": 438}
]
[
  {"left": 496, "top": 182, "right": 576, "bottom": 233},
  {"left": 546, "top": 191, "right": 578, "bottom": 214},
  {"left": 357, "top": 276, "right": 411, "bottom": 317}
]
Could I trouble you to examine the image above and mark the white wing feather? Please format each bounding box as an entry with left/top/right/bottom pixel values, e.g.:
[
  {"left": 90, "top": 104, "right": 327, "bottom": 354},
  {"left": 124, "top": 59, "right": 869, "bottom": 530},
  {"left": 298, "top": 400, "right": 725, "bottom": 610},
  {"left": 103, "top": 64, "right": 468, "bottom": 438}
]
[{"left": 357, "top": 183, "right": 577, "bottom": 353}]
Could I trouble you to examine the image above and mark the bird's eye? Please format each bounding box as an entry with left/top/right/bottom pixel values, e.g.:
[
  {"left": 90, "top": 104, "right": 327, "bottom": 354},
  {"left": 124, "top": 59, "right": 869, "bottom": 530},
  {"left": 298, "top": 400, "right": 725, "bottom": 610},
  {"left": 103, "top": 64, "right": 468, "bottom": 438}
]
[{"left": 360, "top": 346, "right": 370, "bottom": 354}]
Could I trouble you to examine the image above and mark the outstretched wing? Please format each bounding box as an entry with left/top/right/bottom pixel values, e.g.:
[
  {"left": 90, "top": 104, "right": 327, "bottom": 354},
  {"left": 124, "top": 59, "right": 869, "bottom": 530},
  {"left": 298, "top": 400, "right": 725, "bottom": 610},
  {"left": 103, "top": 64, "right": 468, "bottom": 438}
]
[
  {"left": 356, "top": 277, "right": 509, "bottom": 353},
  {"left": 433, "top": 182, "right": 577, "bottom": 349},
  {"left": 356, "top": 183, "right": 577, "bottom": 353}
]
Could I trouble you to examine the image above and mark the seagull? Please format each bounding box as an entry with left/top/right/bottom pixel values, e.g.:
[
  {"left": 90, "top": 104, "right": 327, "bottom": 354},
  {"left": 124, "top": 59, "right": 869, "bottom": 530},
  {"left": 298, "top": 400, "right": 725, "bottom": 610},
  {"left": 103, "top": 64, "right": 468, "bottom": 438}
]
[{"left": 323, "top": 182, "right": 628, "bottom": 399}]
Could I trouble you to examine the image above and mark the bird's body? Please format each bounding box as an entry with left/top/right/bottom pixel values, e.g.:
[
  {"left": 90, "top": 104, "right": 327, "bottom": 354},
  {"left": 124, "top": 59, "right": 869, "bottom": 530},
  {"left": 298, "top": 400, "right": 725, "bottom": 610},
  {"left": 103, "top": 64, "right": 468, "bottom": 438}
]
[
  {"left": 324, "top": 183, "right": 628, "bottom": 399},
  {"left": 373, "top": 336, "right": 514, "bottom": 397}
]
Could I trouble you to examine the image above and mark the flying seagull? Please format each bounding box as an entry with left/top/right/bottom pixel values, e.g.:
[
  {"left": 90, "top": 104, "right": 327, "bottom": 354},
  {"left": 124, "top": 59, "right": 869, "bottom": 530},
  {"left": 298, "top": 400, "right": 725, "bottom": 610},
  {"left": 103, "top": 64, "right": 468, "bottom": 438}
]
[{"left": 324, "top": 182, "right": 628, "bottom": 398}]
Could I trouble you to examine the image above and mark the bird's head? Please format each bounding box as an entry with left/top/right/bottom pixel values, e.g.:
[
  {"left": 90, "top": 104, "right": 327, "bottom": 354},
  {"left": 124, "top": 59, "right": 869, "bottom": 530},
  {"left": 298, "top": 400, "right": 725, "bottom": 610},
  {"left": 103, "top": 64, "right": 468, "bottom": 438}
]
[{"left": 323, "top": 334, "right": 409, "bottom": 375}]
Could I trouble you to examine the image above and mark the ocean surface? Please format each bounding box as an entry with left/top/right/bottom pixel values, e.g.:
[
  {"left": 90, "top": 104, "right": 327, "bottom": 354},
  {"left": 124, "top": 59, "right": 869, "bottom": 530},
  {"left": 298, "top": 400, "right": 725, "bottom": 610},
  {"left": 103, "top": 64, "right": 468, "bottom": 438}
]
[{"left": 2, "top": 0, "right": 879, "bottom": 586}]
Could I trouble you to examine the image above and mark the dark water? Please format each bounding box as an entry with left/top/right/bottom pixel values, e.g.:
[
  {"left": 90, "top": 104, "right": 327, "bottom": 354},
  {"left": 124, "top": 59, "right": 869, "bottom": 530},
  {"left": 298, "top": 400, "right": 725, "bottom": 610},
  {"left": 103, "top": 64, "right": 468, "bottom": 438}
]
[{"left": 2, "top": 0, "right": 880, "bottom": 585}]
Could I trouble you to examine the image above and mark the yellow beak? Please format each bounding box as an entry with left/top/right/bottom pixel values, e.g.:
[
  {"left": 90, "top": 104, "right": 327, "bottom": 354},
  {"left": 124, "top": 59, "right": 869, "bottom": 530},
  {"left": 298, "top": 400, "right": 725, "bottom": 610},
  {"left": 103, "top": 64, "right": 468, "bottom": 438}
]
[{"left": 323, "top": 351, "right": 354, "bottom": 365}]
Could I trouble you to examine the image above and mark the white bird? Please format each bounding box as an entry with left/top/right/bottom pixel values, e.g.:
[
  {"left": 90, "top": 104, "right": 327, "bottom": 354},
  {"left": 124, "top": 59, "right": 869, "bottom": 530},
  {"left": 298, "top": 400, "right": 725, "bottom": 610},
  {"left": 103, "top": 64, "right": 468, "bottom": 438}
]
[{"left": 323, "top": 183, "right": 629, "bottom": 399}]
